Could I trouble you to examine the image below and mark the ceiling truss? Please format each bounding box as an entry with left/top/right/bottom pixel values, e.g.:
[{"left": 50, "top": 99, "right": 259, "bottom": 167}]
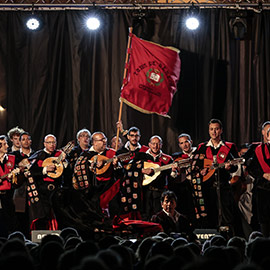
[{"left": 0, "top": 0, "right": 269, "bottom": 10}]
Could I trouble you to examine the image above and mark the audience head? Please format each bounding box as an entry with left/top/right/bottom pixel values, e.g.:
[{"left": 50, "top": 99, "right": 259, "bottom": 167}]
[{"left": 60, "top": 227, "right": 80, "bottom": 243}]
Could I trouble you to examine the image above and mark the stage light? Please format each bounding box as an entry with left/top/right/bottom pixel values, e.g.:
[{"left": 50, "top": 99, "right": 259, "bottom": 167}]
[
  {"left": 26, "top": 17, "right": 40, "bottom": 31},
  {"left": 86, "top": 16, "right": 101, "bottom": 30},
  {"left": 185, "top": 3, "right": 200, "bottom": 31},
  {"left": 25, "top": 4, "right": 42, "bottom": 31},
  {"left": 185, "top": 17, "right": 199, "bottom": 30}
]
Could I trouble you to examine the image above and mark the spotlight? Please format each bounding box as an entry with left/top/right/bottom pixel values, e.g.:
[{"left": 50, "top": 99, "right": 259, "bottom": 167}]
[
  {"left": 185, "top": 17, "right": 199, "bottom": 30},
  {"left": 26, "top": 4, "right": 42, "bottom": 31},
  {"left": 185, "top": 3, "right": 200, "bottom": 31},
  {"left": 86, "top": 16, "right": 101, "bottom": 30},
  {"left": 26, "top": 17, "right": 40, "bottom": 31}
]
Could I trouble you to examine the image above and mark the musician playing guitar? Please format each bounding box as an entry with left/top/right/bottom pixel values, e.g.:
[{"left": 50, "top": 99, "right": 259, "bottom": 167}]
[
  {"left": 11, "top": 132, "right": 35, "bottom": 237},
  {"left": 73, "top": 132, "right": 122, "bottom": 220},
  {"left": 248, "top": 121, "right": 270, "bottom": 237},
  {"left": 0, "top": 135, "right": 19, "bottom": 237},
  {"left": 195, "top": 119, "right": 242, "bottom": 236},
  {"left": 140, "top": 135, "right": 173, "bottom": 221},
  {"left": 169, "top": 133, "right": 197, "bottom": 225},
  {"left": 28, "top": 134, "right": 68, "bottom": 230}
]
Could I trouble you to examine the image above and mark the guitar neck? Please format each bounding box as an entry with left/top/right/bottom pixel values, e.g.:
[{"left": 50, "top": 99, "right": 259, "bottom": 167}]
[
  {"left": 153, "top": 163, "right": 173, "bottom": 173},
  {"left": 55, "top": 152, "right": 64, "bottom": 165},
  {"left": 54, "top": 141, "right": 75, "bottom": 165},
  {"left": 0, "top": 173, "right": 10, "bottom": 180},
  {"left": 213, "top": 158, "right": 244, "bottom": 170},
  {"left": 105, "top": 152, "right": 131, "bottom": 164},
  {"left": 153, "top": 158, "right": 191, "bottom": 173}
]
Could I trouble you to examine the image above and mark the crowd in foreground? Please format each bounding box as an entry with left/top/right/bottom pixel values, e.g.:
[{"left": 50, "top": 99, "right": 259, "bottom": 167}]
[{"left": 0, "top": 227, "right": 270, "bottom": 270}]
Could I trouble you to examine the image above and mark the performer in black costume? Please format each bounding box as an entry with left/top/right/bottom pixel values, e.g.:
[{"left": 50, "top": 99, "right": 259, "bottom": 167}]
[
  {"left": 195, "top": 119, "right": 242, "bottom": 236},
  {"left": 28, "top": 134, "right": 67, "bottom": 230},
  {"left": 248, "top": 122, "right": 270, "bottom": 237}
]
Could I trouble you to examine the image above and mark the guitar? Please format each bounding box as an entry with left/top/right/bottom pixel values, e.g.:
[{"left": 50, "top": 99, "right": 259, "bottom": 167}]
[
  {"left": 142, "top": 158, "right": 191, "bottom": 186},
  {"left": 202, "top": 157, "right": 245, "bottom": 182},
  {"left": 89, "top": 152, "right": 133, "bottom": 175},
  {"left": 42, "top": 141, "right": 75, "bottom": 178}
]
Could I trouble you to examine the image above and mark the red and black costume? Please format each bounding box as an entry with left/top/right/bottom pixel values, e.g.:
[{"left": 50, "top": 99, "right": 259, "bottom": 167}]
[
  {"left": 138, "top": 150, "right": 173, "bottom": 220},
  {"left": 72, "top": 147, "right": 122, "bottom": 224},
  {"left": 116, "top": 142, "right": 149, "bottom": 165},
  {"left": 248, "top": 143, "right": 270, "bottom": 236},
  {"left": 65, "top": 145, "right": 89, "bottom": 188},
  {"left": 195, "top": 141, "right": 242, "bottom": 234},
  {"left": 114, "top": 143, "right": 149, "bottom": 220},
  {"left": 169, "top": 149, "right": 197, "bottom": 224},
  {"left": 0, "top": 154, "right": 16, "bottom": 237},
  {"left": 28, "top": 149, "right": 64, "bottom": 230},
  {"left": 12, "top": 149, "right": 34, "bottom": 237}
]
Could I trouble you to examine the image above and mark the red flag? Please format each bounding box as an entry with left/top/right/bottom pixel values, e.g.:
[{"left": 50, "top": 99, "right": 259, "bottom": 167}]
[{"left": 120, "top": 33, "right": 181, "bottom": 117}]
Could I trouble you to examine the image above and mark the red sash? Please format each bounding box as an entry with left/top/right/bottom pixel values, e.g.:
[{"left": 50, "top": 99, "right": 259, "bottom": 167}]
[
  {"left": 255, "top": 144, "right": 270, "bottom": 173},
  {"left": 140, "top": 145, "right": 149, "bottom": 153},
  {"left": 0, "top": 155, "right": 15, "bottom": 190},
  {"left": 205, "top": 142, "right": 233, "bottom": 163}
]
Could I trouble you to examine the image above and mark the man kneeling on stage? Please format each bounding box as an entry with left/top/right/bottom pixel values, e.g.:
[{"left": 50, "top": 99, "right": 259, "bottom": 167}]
[{"left": 151, "top": 190, "right": 194, "bottom": 239}]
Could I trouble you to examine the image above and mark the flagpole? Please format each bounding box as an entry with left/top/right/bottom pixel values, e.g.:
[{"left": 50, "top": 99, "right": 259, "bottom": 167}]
[{"left": 115, "top": 27, "right": 133, "bottom": 150}]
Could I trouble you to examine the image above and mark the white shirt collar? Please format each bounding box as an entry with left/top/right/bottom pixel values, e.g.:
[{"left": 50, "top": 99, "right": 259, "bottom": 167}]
[
  {"left": 124, "top": 141, "right": 141, "bottom": 151},
  {"left": 183, "top": 147, "right": 197, "bottom": 157},
  {"left": 11, "top": 145, "right": 19, "bottom": 152},
  {"left": 43, "top": 148, "right": 53, "bottom": 155},
  {"left": 146, "top": 148, "right": 162, "bottom": 159},
  {"left": 20, "top": 148, "right": 33, "bottom": 157},
  {"left": 89, "top": 146, "right": 105, "bottom": 154},
  {"left": 0, "top": 154, "right": 8, "bottom": 163},
  {"left": 206, "top": 139, "right": 225, "bottom": 149},
  {"left": 162, "top": 209, "right": 180, "bottom": 222}
]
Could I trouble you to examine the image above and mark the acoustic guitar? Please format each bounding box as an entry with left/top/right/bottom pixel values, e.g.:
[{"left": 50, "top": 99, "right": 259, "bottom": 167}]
[
  {"left": 42, "top": 141, "right": 75, "bottom": 178},
  {"left": 142, "top": 157, "right": 191, "bottom": 186},
  {"left": 89, "top": 152, "right": 133, "bottom": 175},
  {"left": 202, "top": 157, "right": 245, "bottom": 182}
]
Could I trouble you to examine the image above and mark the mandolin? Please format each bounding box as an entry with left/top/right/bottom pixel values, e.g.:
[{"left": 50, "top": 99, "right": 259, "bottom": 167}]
[
  {"left": 202, "top": 157, "right": 245, "bottom": 182},
  {"left": 89, "top": 152, "right": 133, "bottom": 175},
  {"left": 42, "top": 141, "right": 75, "bottom": 178}
]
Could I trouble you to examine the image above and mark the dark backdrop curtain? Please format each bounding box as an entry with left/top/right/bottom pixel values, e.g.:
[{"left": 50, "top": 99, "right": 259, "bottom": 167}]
[{"left": 0, "top": 9, "right": 269, "bottom": 152}]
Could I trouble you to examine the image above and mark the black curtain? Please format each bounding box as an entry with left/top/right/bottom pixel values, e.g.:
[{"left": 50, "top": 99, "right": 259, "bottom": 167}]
[{"left": 0, "top": 9, "right": 269, "bottom": 152}]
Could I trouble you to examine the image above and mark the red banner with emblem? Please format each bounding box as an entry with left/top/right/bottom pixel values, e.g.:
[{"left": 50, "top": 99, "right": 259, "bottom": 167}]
[{"left": 120, "top": 33, "right": 181, "bottom": 117}]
